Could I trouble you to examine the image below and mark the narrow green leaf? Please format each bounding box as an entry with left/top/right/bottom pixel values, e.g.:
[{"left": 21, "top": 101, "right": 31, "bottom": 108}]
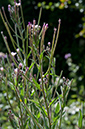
[
  {"left": 20, "top": 88, "right": 24, "bottom": 97},
  {"left": 29, "top": 62, "right": 35, "bottom": 70},
  {"left": 40, "top": 50, "right": 45, "bottom": 60},
  {"left": 78, "top": 109, "right": 83, "bottom": 128},
  {"left": 28, "top": 99, "right": 39, "bottom": 105},
  {"left": 31, "top": 90, "right": 35, "bottom": 96},
  {"left": 49, "top": 98, "right": 56, "bottom": 107},
  {"left": 8, "top": 81, "right": 15, "bottom": 90},
  {"left": 42, "top": 106, "right": 48, "bottom": 116},
  {"left": 55, "top": 102, "right": 60, "bottom": 114},
  {"left": 37, "top": 112, "right": 40, "bottom": 119},
  {"left": 32, "top": 78, "right": 41, "bottom": 90},
  {"left": 24, "top": 98, "right": 27, "bottom": 104},
  {"left": 27, "top": 51, "right": 32, "bottom": 59}
]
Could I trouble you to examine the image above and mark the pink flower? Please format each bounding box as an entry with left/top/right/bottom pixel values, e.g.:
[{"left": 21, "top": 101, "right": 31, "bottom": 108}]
[
  {"left": 8, "top": 4, "right": 11, "bottom": 12},
  {"left": 0, "top": 67, "right": 4, "bottom": 71},
  {"left": 14, "top": 68, "right": 18, "bottom": 74},
  {"left": 64, "top": 53, "right": 71, "bottom": 59},
  {"left": 11, "top": 52, "right": 16, "bottom": 56},
  {"left": 16, "top": 48, "right": 19, "bottom": 52},
  {"left": 19, "top": 63, "right": 22, "bottom": 68},
  {"left": 48, "top": 42, "right": 51, "bottom": 46},
  {"left": 15, "top": 2, "right": 21, "bottom": 7},
  {"left": 39, "top": 78, "right": 41, "bottom": 82},
  {"left": 58, "top": 19, "right": 61, "bottom": 24}
]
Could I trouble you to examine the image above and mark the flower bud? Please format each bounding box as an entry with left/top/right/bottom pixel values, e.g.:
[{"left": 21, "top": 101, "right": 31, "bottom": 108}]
[
  {"left": 8, "top": 4, "right": 11, "bottom": 12},
  {"left": 4, "top": 36, "right": 7, "bottom": 40},
  {"left": 11, "top": 52, "right": 16, "bottom": 56},
  {"left": 0, "top": 67, "right": 4, "bottom": 71},
  {"left": 19, "top": 63, "right": 22, "bottom": 68},
  {"left": 39, "top": 78, "right": 41, "bottom": 82},
  {"left": 33, "top": 19, "right": 36, "bottom": 25},
  {"left": 58, "top": 19, "right": 61, "bottom": 24},
  {"left": 1, "top": 31, "right": 3, "bottom": 34},
  {"left": 48, "top": 42, "right": 51, "bottom": 46},
  {"left": 2, "top": 7, "right": 4, "bottom": 10},
  {"left": 14, "top": 68, "right": 18, "bottom": 74},
  {"left": 16, "top": 48, "right": 19, "bottom": 52}
]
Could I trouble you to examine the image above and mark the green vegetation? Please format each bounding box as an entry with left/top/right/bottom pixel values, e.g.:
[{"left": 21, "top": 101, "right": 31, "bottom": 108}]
[{"left": 0, "top": 0, "right": 85, "bottom": 128}]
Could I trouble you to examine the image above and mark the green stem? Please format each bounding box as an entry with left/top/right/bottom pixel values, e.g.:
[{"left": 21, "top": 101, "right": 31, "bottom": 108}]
[
  {"left": 38, "top": 7, "right": 42, "bottom": 26},
  {"left": 26, "top": 25, "right": 29, "bottom": 66},
  {"left": 1, "top": 34, "right": 18, "bottom": 67},
  {"left": 1, "top": 8, "right": 21, "bottom": 39},
  {"left": 15, "top": 24, "right": 23, "bottom": 63},
  {"left": 19, "top": 103, "right": 24, "bottom": 129},
  {"left": 5, "top": 75, "right": 15, "bottom": 114},
  {"left": 44, "top": 21, "right": 61, "bottom": 77},
  {"left": 20, "top": 2, "right": 25, "bottom": 30}
]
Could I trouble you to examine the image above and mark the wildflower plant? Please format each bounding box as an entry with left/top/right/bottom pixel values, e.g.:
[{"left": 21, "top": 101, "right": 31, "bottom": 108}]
[{"left": 0, "top": 0, "right": 72, "bottom": 128}]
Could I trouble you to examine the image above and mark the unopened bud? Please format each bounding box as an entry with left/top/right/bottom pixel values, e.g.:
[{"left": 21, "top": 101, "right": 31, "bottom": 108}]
[
  {"left": 19, "top": 63, "right": 22, "bottom": 68},
  {"left": 34, "top": 74, "right": 36, "bottom": 77},
  {"left": 8, "top": 4, "right": 11, "bottom": 12},
  {"left": 58, "top": 19, "right": 61, "bottom": 24},
  {"left": 63, "top": 77, "right": 65, "bottom": 80},
  {"left": 19, "top": 0, "right": 21, "bottom": 3},
  {"left": 33, "top": 19, "right": 36, "bottom": 25},
  {"left": 2, "top": 6, "right": 4, "bottom": 10},
  {"left": 54, "top": 28, "right": 57, "bottom": 32},
  {"left": 14, "top": 68, "right": 18, "bottom": 74},
  {"left": 11, "top": 52, "right": 16, "bottom": 56},
  {"left": 39, "top": 78, "right": 41, "bottom": 82},
  {"left": 26, "top": 66, "right": 29, "bottom": 71},
  {"left": 16, "top": 48, "right": 19, "bottom": 52},
  {"left": 48, "top": 42, "right": 51, "bottom": 46},
  {"left": 0, "top": 67, "right": 4, "bottom": 71},
  {"left": 46, "top": 23, "right": 48, "bottom": 28},
  {"left": 1, "top": 31, "right": 3, "bottom": 34},
  {"left": 4, "top": 36, "right": 7, "bottom": 40},
  {"left": 9, "top": 110, "right": 11, "bottom": 113}
]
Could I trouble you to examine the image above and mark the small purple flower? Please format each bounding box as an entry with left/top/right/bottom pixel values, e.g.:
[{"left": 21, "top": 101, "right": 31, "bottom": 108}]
[
  {"left": 8, "top": 4, "right": 11, "bottom": 12},
  {"left": 11, "top": 63, "right": 15, "bottom": 67},
  {"left": 43, "top": 23, "right": 45, "bottom": 28},
  {"left": 2, "top": 7, "right": 4, "bottom": 10},
  {"left": 58, "top": 19, "right": 61, "bottom": 24},
  {"left": 34, "top": 74, "right": 36, "bottom": 77},
  {"left": 1, "top": 31, "right": 3, "bottom": 34},
  {"left": 4, "top": 36, "right": 7, "bottom": 40},
  {"left": 19, "top": 63, "right": 22, "bottom": 68},
  {"left": 64, "top": 53, "right": 71, "bottom": 59},
  {"left": 0, "top": 52, "right": 7, "bottom": 58},
  {"left": 48, "top": 42, "right": 51, "bottom": 46},
  {"left": 33, "top": 19, "right": 36, "bottom": 25},
  {"left": 46, "top": 23, "right": 48, "bottom": 28},
  {"left": 11, "top": 52, "right": 16, "bottom": 56},
  {"left": 26, "top": 66, "right": 29, "bottom": 72},
  {"left": 63, "top": 77, "right": 65, "bottom": 80},
  {"left": 39, "top": 78, "right": 41, "bottom": 82},
  {"left": 15, "top": 2, "right": 21, "bottom": 7},
  {"left": 14, "top": 68, "right": 18, "bottom": 74},
  {"left": 0, "top": 67, "right": 4, "bottom": 71},
  {"left": 28, "top": 22, "right": 32, "bottom": 26},
  {"left": 16, "top": 48, "right": 19, "bottom": 52},
  {"left": 54, "top": 28, "right": 57, "bottom": 33}
]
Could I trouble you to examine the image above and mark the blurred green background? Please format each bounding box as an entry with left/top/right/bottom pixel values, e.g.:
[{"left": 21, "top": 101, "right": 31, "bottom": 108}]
[{"left": 0, "top": 0, "right": 85, "bottom": 128}]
